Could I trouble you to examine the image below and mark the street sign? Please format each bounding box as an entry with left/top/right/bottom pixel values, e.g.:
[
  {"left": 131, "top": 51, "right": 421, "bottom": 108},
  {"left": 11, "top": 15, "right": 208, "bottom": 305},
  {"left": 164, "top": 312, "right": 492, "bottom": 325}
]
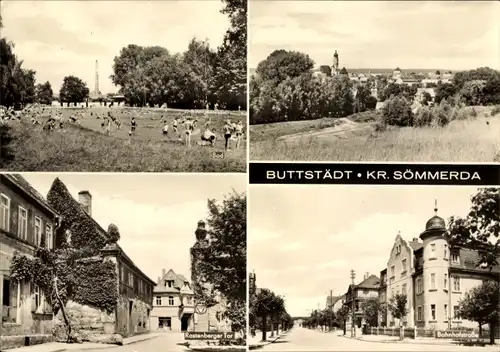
[
  {"left": 185, "top": 332, "right": 235, "bottom": 341},
  {"left": 436, "top": 330, "right": 478, "bottom": 340},
  {"left": 194, "top": 303, "right": 207, "bottom": 315}
]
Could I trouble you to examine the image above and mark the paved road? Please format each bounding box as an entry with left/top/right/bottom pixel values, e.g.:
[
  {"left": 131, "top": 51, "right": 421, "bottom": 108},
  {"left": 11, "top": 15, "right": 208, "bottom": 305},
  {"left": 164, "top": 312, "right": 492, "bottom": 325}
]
[
  {"left": 261, "top": 327, "right": 498, "bottom": 351},
  {"left": 70, "top": 333, "right": 188, "bottom": 352}
]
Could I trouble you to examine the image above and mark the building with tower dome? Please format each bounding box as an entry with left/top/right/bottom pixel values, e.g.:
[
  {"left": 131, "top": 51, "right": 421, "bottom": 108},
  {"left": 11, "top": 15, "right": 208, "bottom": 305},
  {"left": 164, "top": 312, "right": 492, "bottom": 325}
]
[{"left": 380, "top": 202, "right": 500, "bottom": 332}]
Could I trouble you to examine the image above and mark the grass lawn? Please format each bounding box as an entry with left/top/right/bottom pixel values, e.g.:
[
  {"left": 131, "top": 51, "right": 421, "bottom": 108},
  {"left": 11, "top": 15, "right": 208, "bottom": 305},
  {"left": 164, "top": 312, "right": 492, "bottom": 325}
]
[
  {"left": 1, "top": 107, "right": 247, "bottom": 172},
  {"left": 250, "top": 107, "right": 500, "bottom": 162}
]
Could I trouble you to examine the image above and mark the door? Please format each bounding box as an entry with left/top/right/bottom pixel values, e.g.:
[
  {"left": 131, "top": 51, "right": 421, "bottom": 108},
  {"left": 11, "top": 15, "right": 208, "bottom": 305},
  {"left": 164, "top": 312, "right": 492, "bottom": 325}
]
[
  {"left": 181, "top": 316, "right": 189, "bottom": 331},
  {"left": 128, "top": 301, "right": 133, "bottom": 335}
]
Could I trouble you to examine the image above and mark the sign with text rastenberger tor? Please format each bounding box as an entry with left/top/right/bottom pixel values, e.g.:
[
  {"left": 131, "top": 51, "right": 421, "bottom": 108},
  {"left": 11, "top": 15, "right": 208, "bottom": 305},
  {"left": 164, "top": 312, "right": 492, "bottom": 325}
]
[
  {"left": 185, "top": 332, "right": 235, "bottom": 340},
  {"left": 436, "top": 330, "right": 479, "bottom": 339}
]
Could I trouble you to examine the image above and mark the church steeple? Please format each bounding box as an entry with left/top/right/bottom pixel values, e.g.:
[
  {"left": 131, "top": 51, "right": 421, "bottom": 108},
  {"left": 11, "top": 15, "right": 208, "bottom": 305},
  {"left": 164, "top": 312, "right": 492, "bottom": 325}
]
[{"left": 332, "top": 50, "right": 340, "bottom": 76}]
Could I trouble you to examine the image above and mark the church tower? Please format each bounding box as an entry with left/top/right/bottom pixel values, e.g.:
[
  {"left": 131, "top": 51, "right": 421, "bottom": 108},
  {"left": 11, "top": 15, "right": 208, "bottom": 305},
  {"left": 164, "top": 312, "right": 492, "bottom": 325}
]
[{"left": 332, "top": 50, "right": 340, "bottom": 76}]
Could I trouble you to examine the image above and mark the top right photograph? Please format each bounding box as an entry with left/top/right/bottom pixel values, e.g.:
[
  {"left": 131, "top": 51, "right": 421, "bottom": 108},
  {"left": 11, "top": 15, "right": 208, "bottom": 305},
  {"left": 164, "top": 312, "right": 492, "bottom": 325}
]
[{"left": 249, "top": 0, "right": 500, "bottom": 162}]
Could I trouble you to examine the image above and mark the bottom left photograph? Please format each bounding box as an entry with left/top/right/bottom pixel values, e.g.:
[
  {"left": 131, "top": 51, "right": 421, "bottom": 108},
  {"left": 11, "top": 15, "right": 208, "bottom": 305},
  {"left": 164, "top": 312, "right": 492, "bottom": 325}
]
[{"left": 0, "top": 173, "right": 246, "bottom": 352}]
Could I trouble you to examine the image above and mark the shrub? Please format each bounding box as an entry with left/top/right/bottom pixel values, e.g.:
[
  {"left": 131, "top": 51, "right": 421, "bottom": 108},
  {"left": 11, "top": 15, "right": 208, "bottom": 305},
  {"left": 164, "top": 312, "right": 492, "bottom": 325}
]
[
  {"left": 414, "top": 106, "right": 433, "bottom": 127},
  {"left": 381, "top": 96, "right": 414, "bottom": 127},
  {"left": 0, "top": 123, "right": 15, "bottom": 167},
  {"left": 471, "top": 107, "right": 478, "bottom": 118},
  {"left": 431, "top": 99, "right": 452, "bottom": 127}
]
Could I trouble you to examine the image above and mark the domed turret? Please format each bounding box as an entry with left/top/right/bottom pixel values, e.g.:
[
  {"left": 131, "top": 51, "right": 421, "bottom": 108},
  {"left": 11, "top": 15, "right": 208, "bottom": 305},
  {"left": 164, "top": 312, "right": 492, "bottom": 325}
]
[{"left": 420, "top": 201, "right": 446, "bottom": 240}]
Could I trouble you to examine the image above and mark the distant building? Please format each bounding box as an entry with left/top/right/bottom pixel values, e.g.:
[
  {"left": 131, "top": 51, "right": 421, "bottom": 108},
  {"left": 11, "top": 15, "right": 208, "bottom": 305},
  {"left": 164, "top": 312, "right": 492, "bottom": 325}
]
[
  {"left": 344, "top": 273, "right": 380, "bottom": 328},
  {"left": 150, "top": 269, "right": 195, "bottom": 332},
  {"left": 0, "top": 175, "right": 60, "bottom": 348},
  {"left": 332, "top": 50, "right": 340, "bottom": 76},
  {"left": 392, "top": 67, "right": 402, "bottom": 79}
]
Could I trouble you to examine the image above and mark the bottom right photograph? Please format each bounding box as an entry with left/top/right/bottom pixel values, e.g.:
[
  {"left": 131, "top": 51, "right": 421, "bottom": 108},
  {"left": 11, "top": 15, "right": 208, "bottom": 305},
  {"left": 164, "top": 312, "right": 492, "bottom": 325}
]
[{"left": 248, "top": 185, "right": 500, "bottom": 352}]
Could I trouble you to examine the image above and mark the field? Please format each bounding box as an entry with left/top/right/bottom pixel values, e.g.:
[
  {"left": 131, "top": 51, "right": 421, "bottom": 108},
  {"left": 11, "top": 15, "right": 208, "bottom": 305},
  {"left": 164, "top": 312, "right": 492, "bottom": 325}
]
[
  {"left": 1, "top": 107, "right": 247, "bottom": 172},
  {"left": 250, "top": 106, "right": 500, "bottom": 162}
]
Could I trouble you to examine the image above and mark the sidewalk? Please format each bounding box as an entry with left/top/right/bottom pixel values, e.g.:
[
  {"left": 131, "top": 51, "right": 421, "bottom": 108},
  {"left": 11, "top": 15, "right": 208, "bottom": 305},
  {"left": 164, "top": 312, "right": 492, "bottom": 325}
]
[
  {"left": 248, "top": 330, "right": 288, "bottom": 350},
  {"left": 2, "top": 332, "right": 163, "bottom": 352},
  {"left": 344, "top": 333, "right": 500, "bottom": 346}
]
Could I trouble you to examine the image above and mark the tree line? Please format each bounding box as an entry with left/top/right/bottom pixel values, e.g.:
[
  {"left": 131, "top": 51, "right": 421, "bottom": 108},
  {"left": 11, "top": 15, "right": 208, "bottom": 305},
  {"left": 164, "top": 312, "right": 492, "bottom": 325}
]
[
  {"left": 250, "top": 48, "right": 500, "bottom": 125},
  {"left": 249, "top": 287, "right": 293, "bottom": 341},
  {"left": 1, "top": 0, "right": 246, "bottom": 110},
  {"left": 306, "top": 188, "right": 499, "bottom": 344}
]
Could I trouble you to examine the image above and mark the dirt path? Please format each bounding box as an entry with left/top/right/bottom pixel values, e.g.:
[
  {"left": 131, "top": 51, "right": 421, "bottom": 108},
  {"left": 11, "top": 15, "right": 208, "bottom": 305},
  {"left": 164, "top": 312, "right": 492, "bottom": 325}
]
[{"left": 277, "top": 118, "right": 375, "bottom": 143}]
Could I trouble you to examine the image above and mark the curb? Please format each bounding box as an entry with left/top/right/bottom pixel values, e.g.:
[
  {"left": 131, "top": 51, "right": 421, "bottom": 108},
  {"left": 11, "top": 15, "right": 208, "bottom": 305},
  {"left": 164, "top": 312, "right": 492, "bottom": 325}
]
[
  {"left": 340, "top": 334, "right": 478, "bottom": 347},
  {"left": 249, "top": 333, "right": 288, "bottom": 350}
]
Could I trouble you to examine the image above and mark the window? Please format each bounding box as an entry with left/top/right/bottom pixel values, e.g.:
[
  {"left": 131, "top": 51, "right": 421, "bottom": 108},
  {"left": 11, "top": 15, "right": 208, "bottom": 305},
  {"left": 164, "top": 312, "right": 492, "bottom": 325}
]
[
  {"left": 444, "top": 304, "right": 448, "bottom": 320},
  {"left": 431, "top": 304, "right": 436, "bottom": 320},
  {"left": 120, "top": 266, "right": 125, "bottom": 282},
  {"left": 34, "top": 284, "right": 41, "bottom": 311},
  {"left": 451, "top": 254, "right": 460, "bottom": 264},
  {"left": 35, "top": 217, "right": 42, "bottom": 246},
  {"left": 186, "top": 296, "right": 193, "bottom": 305},
  {"left": 453, "top": 305, "right": 460, "bottom": 320},
  {"left": 444, "top": 274, "right": 448, "bottom": 289},
  {"left": 391, "top": 265, "right": 395, "bottom": 277},
  {"left": 430, "top": 273, "right": 436, "bottom": 289},
  {"left": 18, "top": 206, "right": 28, "bottom": 240},
  {"left": 402, "top": 284, "right": 407, "bottom": 293},
  {"left": 0, "top": 194, "right": 10, "bottom": 231},
  {"left": 128, "top": 273, "right": 134, "bottom": 287},
  {"left": 453, "top": 277, "right": 461, "bottom": 291},
  {"left": 168, "top": 296, "right": 174, "bottom": 306},
  {"left": 166, "top": 280, "right": 174, "bottom": 288},
  {"left": 444, "top": 244, "right": 448, "bottom": 258},
  {"left": 46, "top": 224, "right": 53, "bottom": 250},
  {"left": 402, "top": 259, "right": 407, "bottom": 274},
  {"left": 155, "top": 296, "right": 161, "bottom": 305},
  {"left": 430, "top": 243, "right": 436, "bottom": 256},
  {"left": 417, "top": 306, "right": 423, "bottom": 321},
  {"left": 416, "top": 277, "right": 423, "bottom": 294},
  {"left": 158, "top": 317, "right": 171, "bottom": 329}
]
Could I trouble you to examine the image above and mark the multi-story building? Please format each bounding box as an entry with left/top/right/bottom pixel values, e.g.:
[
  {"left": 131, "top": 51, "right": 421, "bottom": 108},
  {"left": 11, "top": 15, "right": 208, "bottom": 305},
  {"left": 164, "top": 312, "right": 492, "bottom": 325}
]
[
  {"left": 0, "top": 174, "right": 60, "bottom": 347},
  {"left": 412, "top": 207, "right": 500, "bottom": 331},
  {"left": 344, "top": 273, "right": 380, "bottom": 328},
  {"left": 150, "top": 269, "right": 195, "bottom": 332},
  {"left": 384, "top": 232, "right": 423, "bottom": 327},
  {"left": 331, "top": 295, "right": 345, "bottom": 314},
  {"left": 381, "top": 205, "right": 500, "bottom": 332}
]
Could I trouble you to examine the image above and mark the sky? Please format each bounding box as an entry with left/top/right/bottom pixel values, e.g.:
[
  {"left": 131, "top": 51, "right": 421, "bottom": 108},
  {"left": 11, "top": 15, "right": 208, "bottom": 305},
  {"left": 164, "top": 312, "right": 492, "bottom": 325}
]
[
  {"left": 249, "top": 185, "right": 488, "bottom": 317},
  {"left": 248, "top": 0, "right": 500, "bottom": 70},
  {"left": 19, "top": 173, "right": 245, "bottom": 284},
  {"left": 1, "top": 0, "right": 229, "bottom": 94}
]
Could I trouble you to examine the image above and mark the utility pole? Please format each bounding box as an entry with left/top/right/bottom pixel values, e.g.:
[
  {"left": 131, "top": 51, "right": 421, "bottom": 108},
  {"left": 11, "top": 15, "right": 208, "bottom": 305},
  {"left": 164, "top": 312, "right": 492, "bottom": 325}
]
[
  {"left": 329, "top": 289, "right": 333, "bottom": 332},
  {"left": 350, "top": 269, "right": 356, "bottom": 338}
]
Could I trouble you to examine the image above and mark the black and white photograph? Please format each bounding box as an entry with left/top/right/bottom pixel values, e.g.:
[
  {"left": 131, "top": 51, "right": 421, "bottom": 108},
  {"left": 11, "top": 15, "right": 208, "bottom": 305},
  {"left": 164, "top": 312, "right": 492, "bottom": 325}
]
[
  {"left": 0, "top": 0, "right": 247, "bottom": 173},
  {"left": 249, "top": 185, "right": 500, "bottom": 351},
  {"left": 249, "top": 0, "right": 500, "bottom": 162},
  {"left": 0, "top": 173, "right": 246, "bottom": 351}
]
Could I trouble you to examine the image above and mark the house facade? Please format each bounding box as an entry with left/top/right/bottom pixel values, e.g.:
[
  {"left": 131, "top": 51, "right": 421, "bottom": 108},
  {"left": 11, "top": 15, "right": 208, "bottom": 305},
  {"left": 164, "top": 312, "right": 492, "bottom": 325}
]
[
  {"left": 0, "top": 174, "right": 60, "bottom": 348},
  {"left": 58, "top": 189, "right": 155, "bottom": 338},
  {"left": 150, "top": 269, "right": 195, "bottom": 332},
  {"left": 344, "top": 274, "right": 380, "bottom": 328},
  {"left": 383, "top": 233, "right": 422, "bottom": 327},
  {"left": 412, "top": 209, "right": 500, "bottom": 331}
]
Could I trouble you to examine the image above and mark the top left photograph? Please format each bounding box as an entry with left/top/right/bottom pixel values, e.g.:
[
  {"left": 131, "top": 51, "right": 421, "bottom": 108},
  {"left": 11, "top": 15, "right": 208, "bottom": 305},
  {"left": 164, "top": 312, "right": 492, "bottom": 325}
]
[{"left": 0, "top": 0, "right": 247, "bottom": 173}]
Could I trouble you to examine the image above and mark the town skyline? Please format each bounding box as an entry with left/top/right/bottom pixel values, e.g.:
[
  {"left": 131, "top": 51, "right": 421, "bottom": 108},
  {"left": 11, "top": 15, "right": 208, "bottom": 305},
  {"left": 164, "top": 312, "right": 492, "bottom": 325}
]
[
  {"left": 249, "top": 0, "right": 499, "bottom": 71},
  {"left": 1, "top": 0, "right": 229, "bottom": 94},
  {"left": 19, "top": 173, "right": 246, "bottom": 285},
  {"left": 249, "top": 185, "right": 482, "bottom": 317}
]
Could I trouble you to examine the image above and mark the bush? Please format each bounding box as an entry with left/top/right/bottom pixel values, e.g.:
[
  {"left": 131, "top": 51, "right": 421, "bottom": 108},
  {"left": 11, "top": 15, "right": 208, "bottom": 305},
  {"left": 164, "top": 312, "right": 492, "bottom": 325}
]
[
  {"left": 0, "top": 123, "right": 15, "bottom": 167},
  {"left": 381, "top": 96, "right": 413, "bottom": 127},
  {"left": 414, "top": 106, "right": 433, "bottom": 127},
  {"left": 431, "top": 99, "right": 452, "bottom": 127}
]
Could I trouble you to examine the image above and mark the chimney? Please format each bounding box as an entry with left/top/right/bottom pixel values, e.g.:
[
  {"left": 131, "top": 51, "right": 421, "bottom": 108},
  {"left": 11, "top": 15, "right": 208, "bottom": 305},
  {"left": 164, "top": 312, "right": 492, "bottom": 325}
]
[
  {"left": 162, "top": 268, "right": 166, "bottom": 277},
  {"left": 78, "top": 191, "right": 92, "bottom": 216},
  {"left": 364, "top": 272, "right": 369, "bottom": 280},
  {"left": 157, "top": 276, "right": 161, "bottom": 284}
]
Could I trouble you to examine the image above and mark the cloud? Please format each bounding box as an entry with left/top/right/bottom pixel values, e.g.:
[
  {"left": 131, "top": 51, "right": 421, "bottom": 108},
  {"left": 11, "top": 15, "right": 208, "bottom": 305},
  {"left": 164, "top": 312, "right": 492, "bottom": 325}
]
[
  {"left": 279, "top": 241, "right": 304, "bottom": 252},
  {"left": 2, "top": 0, "right": 229, "bottom": 93},
  {"left": 249, "top": 0, "right": 499, "bottom": 70}
]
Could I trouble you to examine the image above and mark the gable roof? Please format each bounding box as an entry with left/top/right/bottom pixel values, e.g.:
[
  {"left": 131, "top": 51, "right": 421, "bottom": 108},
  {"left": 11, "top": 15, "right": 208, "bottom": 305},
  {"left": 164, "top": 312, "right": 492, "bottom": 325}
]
[
  {"left": 154, "top": 268, "right": 193, "bottom": 294},
  {"left": 356, "top": 274, "right": 380, "bottom": 289},
  {"left": 2, "top": 174, "right": 59, "bottom": 217},
  {"left": 452, "top": 248, "right": 500, "bottom": 274}
]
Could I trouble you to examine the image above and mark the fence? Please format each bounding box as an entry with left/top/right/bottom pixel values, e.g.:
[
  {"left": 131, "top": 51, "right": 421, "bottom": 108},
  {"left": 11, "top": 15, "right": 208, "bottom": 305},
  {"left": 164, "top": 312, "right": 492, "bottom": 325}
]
[{"left": 365, "top": 326, "right": 499, "bottom": 340}]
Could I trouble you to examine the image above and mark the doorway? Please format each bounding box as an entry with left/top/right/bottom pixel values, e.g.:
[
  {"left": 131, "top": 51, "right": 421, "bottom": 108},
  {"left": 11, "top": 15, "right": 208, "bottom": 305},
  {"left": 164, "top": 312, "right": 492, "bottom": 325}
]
[
  {"left": 181, "top": 316, "right": 190, "bottom": 331},
  {"left": 128, "top": 301, "right": 133, "bottom": 334}
]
